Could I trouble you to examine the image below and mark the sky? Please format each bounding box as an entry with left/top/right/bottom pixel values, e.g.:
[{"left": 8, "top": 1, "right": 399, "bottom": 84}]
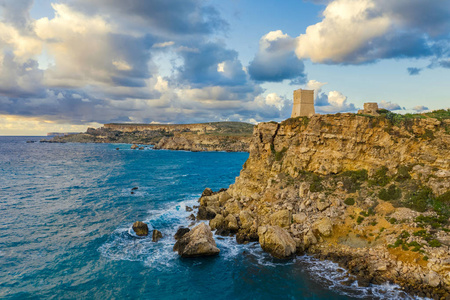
[{"left": 0, "top": 0, "right": 449, "bottom": 135}]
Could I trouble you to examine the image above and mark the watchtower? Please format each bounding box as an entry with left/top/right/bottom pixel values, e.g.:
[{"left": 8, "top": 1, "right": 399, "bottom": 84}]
[{"left": 291, "top": 89, "right": 315, "bottom": 118}]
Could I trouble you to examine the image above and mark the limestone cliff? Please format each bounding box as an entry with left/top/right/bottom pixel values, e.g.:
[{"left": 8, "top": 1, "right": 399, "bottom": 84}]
[
  {"left": 198, "top": 110, "right": 450, "bottom": 298},
  {"left": 154, "top": 133, "right": 251, "bottom": 152}
]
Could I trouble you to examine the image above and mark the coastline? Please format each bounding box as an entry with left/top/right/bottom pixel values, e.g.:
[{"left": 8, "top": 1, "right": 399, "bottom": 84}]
[{"left": 194, "top": 111, "right": 450, "bottom": 299}]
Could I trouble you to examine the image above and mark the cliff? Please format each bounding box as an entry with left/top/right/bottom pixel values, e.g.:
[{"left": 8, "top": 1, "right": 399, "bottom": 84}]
[
  {"left": 48, "top": 122, "right": 254, "bottom": 152},
  {"left": 197, "top": 110, "right": 450, "bottom": 298}
]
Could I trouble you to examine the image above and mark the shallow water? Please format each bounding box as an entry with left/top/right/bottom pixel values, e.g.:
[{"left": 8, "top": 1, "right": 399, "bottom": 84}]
[{"left": 0, "top": 137, "right": 420, "bottom": 299}]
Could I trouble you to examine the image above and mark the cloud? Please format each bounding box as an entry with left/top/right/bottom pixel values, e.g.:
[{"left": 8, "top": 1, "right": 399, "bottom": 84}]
[
  {"left": 295, "top": 0, "right": 450, "bottom": 66},
  {"left": 305, "top": 80, "right": 356, "bottom": 113},
  {"left": 412, "top": 105, "right": 429, "bottom": 112},
  {"left": 407, "top": 67, "right": 422, "bottom": 75},
  {"left": 153, "top": 41, "right": 175, "bottom": 48},
  {"left": 379, "top": 100, "right": 402, "bottom": 110},
  {"left": 248, "top": 30, "right": 306, "bottom": 84}
]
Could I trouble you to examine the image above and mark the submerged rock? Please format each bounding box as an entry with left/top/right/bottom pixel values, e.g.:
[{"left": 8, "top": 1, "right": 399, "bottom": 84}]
[
  {"left": 258, "top": 225, "right": 296, "bottom": 259},
  {"left": 152, "top": 229, "right": 163, "bottom": 242},
  {"left": 132, "top": 221, "right": 149, "bottom": 236},
  {"left": 173, "top": 223, "right": 220, "bottom": 257}
]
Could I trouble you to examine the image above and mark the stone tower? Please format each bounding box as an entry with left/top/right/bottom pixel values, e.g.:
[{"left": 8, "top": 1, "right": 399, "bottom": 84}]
[{"left": 291, "top": 89, "right": 315, "bottom": 118}]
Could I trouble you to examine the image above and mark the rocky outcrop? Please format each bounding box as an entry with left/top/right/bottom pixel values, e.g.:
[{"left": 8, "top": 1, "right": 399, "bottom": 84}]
[
  {"left": 258, "top": 225, "right": 296, "bottom": 258},
  {"left": 197, "top": 111, "right": 450, "bottom": 298},
  {"left": 49, "top": 121, "right": 254, "bottom": 152},
  {"left": 173, "top": 223, "right": 220, "bottom": 257},
  {"left": 132, "top": 221, "right": 148, "bottom": 236},
  {"left": 152, "top": 229, "right": 163, "bottom": 242}
]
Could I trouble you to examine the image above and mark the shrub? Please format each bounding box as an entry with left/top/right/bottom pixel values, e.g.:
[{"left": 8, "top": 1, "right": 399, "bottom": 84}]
[
  {"left": 309, "top": 174, "right": 323, "bottom": 192},
  {"left": 436, "top": 191, "right": 450, "bottom": 203},
  {"left": 344, "top": 197, "right": 355, "bottom": 205},
  {"left": 378, "top": 184, "right": 402, "bottom": 201},
  {"left": 371, "top": 166, "right": 390, "bottom": 186},
  {"left": 405, "top": 187, "right": 432, "bottom": 212},
  {"left": 428, "top": 239, "right": 442, "bottom": 247},
  {"left": 399, "top": 231, "right": 410, "bottom": 239},
  {"left": 357, "top": 216, "right": 364, "bottom": 224},
  {"left": 395, "top": 165, "right": 411, "bottom": 182}
]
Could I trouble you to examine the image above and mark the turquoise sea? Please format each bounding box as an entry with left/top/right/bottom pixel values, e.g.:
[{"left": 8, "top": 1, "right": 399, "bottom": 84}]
[{"left": 0, "top": 137, "right": 417, "bottom": 299}]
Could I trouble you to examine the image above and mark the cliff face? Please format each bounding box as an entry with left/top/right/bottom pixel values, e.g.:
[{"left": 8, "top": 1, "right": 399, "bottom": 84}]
[
  {"left": 48, "top": 122, "right": 254, "bottom": 152},
  {"left": 198, "top": 112, "right": 450, "bottom": 297}
]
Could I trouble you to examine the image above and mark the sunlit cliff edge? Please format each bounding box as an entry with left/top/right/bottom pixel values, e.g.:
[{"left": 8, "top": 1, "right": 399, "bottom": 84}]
[{"left": 198, "top": 110, "right": 450, "bottom": 298}]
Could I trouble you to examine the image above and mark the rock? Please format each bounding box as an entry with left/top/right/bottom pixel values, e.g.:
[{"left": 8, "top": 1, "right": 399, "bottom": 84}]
[
  {"left": 174, "top": 227, "right": 190, "bottom": 240},
  {"left": 209, "top": 214, "right": 225, "bottom": 231},
  {"left": 236, "top": 231, "right": 259, "bottom": 244},
  {"left": 131, "top": 144, "right": 138, "bottom": 150},
  {"left": 173, "top": 223, "right": 220, "bottom": 257},
  {"left": 132, "top": 221, "right": 149, "bottom": 236},
  {"left": 425, "top": 271, "right": 441, "bottom": 287},
  {"left": 317, "top": 199, "right": 331, "bottom": 211},
  {"left": 225, "top": 214, "right": 239, "bottom": 232},
  {"left": 303, "top": 229, "right": 318, "bottom": 249},
  {"left": 152, "top": 229, "right": 163, "bottom": 242},
  {"left": 270, "top": 210, "right": 291, "bottom": 228},
  {"left": 293, "top": 213, "right": 307, "bottom": 224},
  {"left": 202, "top": 188, "right": 213, "bottom": 197},
  {"left": 224, "top": 200, "right": 241, "bottom": 215},
  {"left": 239, "top": 210, "right": 255, "bottom": 229},
  {"left": 197, "top": 206, "right": 216, "bottom": 220},
  {"left": 185, "top": 206, "right": 193, "bottom": 212},
  {"left": 313, "top": 218, "right": 333, "bottom": 237},
  {"left": 131, "top": 187, "right": 139, "bottom": 191},
  {"left": 299, "top": 182, "right": 309, "bottom": 198},
  {"left": 258, "top": 225, "right": 296, "bottom": 259},
  {"left": 139, "top": 147, "right": 144, "bottom": 150},
  {"left": 187, "top": 214, "right": 195, "bottom": 221},
  {"left": 218, "top": 192, "right": 232, "bottom": 205},
  {"left": 116, "top": 147, "right": 119, "bottom": 150}
]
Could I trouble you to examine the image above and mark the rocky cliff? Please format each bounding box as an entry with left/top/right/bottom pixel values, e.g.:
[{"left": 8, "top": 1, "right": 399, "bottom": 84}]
[
  {"left": 198, "top": 110, "right": 450, "bottom": 298},
  {"left": 48, "top": 122, "right": 254, "bottom": 152}
]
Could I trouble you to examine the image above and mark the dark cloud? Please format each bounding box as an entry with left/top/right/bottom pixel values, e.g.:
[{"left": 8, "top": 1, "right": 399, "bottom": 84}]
[
  {"left": 176, "top": 41, "right": 248, "bottom": 88},
  {"left": 412, "top": 105, "right": 429, "bottom": 112},
  {"left": 407, "top": 67, "right": 422, "bottom": 75},
  {"left": 72, "top": 0, "right": 228, "bottom": 38},
  {"left": 248, "top": 31, "right": 306, "bottom": 84},
  {"left": 0, "top": 0, "right": 33, "bottom": 31}
]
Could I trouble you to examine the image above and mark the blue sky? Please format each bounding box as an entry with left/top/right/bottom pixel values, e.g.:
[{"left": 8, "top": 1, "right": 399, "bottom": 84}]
[{"left": 0, "top": 0, "right": 449, "bottom": 135}]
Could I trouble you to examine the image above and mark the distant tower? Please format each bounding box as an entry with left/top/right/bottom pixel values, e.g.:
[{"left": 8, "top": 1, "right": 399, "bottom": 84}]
[{"left": 291, "top": 89, "right": 315, "bottom": 118}]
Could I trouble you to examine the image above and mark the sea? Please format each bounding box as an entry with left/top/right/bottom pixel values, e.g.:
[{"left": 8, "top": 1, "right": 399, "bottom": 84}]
[{"left": 0, "top": 136, "right": 422, "bottom": 299}]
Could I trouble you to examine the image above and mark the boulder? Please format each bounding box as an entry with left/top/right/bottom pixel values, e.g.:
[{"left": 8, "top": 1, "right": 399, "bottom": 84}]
[
  {"left": 132, "top": 221, "right": 149, "bottom": 236},
  {"left": 317, "top": 199, "right": 331, "bottom": 211},
  {"left": 225, "top": 214, "right": 239, "bottom": 232},
  {"left": 173, "top": 223, "right": 220, "bottom": 257},
  {"left": 174, "top": 227, "right": 190, "bottom": 240},
  {"left": 258, "top": 225, "right": 296, "bottom": 259},
  {"left": 185, "top": 206, "right": 193, "bottom": 212},
  {"left": 270, "top": 210, "right": 291, "bottom": 228},
  {"left": 197, "top": 206, "right": 216, "bottom": 220},
  {"left": 425, "top": 271, "right": 440, "bottom": 287},
  {"left": 293, "top": 213, "right": 307, "bottom": 224},
  {"left": 218, "top": 192, "right": 232, "bottom": 205},
  {"left": 236, "top": 230, "right": 259, "bottom": 244},
  {"left": 239, "top": 210, "right": 255, "bottom": 229},
  {"left": 209, "top": 214, "right": 225, "bottom": 231},
  {"left": 303, "top": 229, "right": 318, "bottom": 248},
  {"left": 313, "top": 218, "right": 333, "bottom": 237},
  {"left": 152, "top": 229, "right": 163, "bottom": 242},
  {"left": 131, "top": 144, "right": 138, "bottom": 150},
  {"left": 202, "top": 188, "right": 213, "bottom": 197}
]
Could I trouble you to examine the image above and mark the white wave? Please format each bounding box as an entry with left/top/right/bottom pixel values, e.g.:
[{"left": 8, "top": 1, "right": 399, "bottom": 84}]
[{"left": 297, "top": 255, "right": 429, "bottom": 300}]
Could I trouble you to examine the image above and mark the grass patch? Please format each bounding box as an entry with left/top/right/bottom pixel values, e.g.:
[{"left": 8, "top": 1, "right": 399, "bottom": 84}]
[{"left": 370, "top": 166, "right": 390, "bottom": 186}]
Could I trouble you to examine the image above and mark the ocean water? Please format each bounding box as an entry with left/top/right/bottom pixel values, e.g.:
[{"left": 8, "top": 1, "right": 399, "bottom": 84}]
[{"left": 0, "top": 136, "right": 419, "bottom": 299}]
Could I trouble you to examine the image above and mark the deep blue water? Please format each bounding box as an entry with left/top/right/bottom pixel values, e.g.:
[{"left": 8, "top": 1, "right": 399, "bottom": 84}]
[{"left": 0, "top": 137, "right": 416, "bottom": 299}]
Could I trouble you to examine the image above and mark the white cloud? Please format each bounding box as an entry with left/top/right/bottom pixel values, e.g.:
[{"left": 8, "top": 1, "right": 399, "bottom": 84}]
[
  {"left": 296, "top": 0, "right": 391, "bottom": 63},
  {"left": 305, "top": 80, "right": 356, "bottom": 113},
  {"left": 379, "top": 100, "right": 402, "bottom": 110},
  {"left": 412, "top": 105, "right": 429, "bottom": 112},
  {"left": 152, "top": 41, "right": 175, "bottom": 48}
]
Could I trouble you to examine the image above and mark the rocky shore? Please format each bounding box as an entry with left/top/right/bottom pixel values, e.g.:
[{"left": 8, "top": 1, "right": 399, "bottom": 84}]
[
  {"left": 46, "top": 122, "right": 254, "bottom": 152},
  {"left": 196, "top": 110, "right": 450, "bottom": 299}
]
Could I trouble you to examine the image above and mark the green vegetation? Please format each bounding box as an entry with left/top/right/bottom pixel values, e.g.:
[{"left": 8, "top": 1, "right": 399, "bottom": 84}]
[
  {"left": 339, "top": 169, "right": 368, "bottom": 193},
  {"left": 344, "top": 197, "right": 355, "bottom": 205},
  {"left": 395, "top": 165, "right": 411, "bottom": 182},
  {"left": 273, "top": 147, "right": 288, "bottom": 161},
  {"left": 370, "top": 166, "right": 390, "bottom": 186},
  {"left": 428, "top": 239, "right": 442, "bottom": 247},
  {"left": 405, "top": 187, "right": 432, "bottom": 212},
  {"left": 309, "top": 174, "right": 323, "bottom": 192},
  {"left": 281, "top": 116, "right": 310, "bottom": 127},
  {"left": 378, "top": 184, "right": 402, "bottom": 201},
  {"left": 356, "top": 216, "right": 364, "bottom": 224}
]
